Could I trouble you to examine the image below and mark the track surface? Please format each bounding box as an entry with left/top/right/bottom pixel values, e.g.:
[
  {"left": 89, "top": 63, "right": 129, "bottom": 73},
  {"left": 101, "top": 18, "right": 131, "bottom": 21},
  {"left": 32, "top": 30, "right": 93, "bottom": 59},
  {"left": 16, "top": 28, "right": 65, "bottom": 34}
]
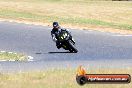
[{"left": 0, "top": 21, "right": 132, "bottom": 72}]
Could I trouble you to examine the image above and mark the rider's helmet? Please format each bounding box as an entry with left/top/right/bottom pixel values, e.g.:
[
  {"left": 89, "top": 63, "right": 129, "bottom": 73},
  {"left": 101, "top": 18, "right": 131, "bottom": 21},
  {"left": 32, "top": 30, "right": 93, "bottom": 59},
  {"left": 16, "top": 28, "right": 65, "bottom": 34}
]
[{"left": 53, "top": 22, "right": 59, "bottom": 29}]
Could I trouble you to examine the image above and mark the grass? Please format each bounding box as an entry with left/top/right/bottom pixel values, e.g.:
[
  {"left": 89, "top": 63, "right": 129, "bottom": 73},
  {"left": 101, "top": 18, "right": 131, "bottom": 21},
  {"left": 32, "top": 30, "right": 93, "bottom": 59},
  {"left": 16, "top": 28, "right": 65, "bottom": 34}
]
[
  {"left": 0, "top": 68, "right": 131, "bottom": 88},
  {"left": 0, "top": 51, "right": 28, "bottom": 61},
  {"left": 0, "top": 0, "right": 132, "bottom": 31}
]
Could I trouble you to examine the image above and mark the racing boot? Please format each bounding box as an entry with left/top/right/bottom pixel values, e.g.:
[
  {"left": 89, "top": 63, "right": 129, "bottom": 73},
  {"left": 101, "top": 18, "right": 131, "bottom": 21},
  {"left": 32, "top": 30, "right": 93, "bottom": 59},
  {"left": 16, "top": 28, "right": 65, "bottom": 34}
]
[{"left": 56, "top": 41, "right": 61, "bottom": 49}]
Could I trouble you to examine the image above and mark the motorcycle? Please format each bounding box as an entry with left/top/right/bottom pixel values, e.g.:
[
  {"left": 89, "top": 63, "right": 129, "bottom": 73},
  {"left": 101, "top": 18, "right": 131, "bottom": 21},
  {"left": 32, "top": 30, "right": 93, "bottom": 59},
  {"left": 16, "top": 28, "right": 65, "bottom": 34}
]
[{"left": 57, "top": 30, "right": 78, "bottom": 53}]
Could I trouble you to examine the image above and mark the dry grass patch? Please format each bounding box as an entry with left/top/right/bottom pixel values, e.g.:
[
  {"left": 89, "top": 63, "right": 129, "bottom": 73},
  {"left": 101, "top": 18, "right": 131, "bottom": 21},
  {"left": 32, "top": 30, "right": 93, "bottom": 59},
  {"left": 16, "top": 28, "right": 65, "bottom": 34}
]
[
  {"left": 0, "top": 51, "right": 28, "bottom": 61},
  {"left": 0, "top": 0, "right": 132, "bottom": 33},
  {"left": 0, "top": 68, "right": 131, "bottom": 88}
]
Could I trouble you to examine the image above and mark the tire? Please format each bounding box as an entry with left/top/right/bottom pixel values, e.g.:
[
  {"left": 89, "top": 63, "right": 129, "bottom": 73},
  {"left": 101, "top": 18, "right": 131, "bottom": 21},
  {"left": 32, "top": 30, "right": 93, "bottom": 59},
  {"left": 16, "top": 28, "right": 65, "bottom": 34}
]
[{"left": 68, "top": 41, "right": 78, "bottom": 53}]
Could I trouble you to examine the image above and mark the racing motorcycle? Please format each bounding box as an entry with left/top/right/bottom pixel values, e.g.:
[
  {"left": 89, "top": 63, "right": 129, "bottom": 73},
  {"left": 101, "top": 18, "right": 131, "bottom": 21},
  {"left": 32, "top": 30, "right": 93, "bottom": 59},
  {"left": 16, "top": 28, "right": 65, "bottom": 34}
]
[{"left": 57, "top": 30, "right": 78, "bottom": 53}]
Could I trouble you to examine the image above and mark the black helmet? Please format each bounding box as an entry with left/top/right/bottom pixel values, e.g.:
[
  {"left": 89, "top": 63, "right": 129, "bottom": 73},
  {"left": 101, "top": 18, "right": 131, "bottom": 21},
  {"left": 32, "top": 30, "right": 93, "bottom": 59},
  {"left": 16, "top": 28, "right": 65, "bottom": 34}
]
[{"left": 53, "top": 22, "right": 59, "bottom": 27}]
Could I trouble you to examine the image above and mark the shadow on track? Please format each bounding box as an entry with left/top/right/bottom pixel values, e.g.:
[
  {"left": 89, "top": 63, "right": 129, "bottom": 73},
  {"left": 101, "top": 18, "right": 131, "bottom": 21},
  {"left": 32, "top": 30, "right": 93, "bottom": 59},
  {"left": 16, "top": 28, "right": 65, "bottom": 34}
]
[
  {"left": 35, "top": 51, "right": 72, "bottom": 55},
  {"left": 48, "top": 51, "right": 72, "bottom": 54},
  {"left": 35, "top": 51, "right": 76, "bottom": 54}
]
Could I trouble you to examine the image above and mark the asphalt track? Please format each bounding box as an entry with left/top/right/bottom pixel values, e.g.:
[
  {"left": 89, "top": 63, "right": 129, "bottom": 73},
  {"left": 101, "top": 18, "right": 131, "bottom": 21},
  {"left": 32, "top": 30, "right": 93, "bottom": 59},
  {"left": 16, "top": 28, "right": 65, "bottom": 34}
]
[{"left": 0, "top": 21, "right": 132, "bottom": 72}]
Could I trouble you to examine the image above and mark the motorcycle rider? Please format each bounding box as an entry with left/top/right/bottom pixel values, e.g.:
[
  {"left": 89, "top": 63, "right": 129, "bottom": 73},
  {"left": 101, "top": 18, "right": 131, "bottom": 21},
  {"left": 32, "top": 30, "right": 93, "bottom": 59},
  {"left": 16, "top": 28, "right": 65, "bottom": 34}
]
[{"left": 51, "top": 22, "right": 75, "bottom": 49}]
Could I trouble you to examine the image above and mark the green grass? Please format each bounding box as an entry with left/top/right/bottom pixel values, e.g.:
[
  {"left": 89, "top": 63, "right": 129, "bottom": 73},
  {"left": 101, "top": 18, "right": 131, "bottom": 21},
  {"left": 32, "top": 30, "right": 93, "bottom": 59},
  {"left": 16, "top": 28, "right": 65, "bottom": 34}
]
[
  {"left": 0, "top": 9, "right": 132, "bottom": 30},
  {"left": 0, "top": 51, "right": 28, "bottom": 61},
  {"left": 0, "top": 0, "right": 132, "bottom": 30},
  {"left": 0, "top": 68, "right": 131, "bottom": 88}
]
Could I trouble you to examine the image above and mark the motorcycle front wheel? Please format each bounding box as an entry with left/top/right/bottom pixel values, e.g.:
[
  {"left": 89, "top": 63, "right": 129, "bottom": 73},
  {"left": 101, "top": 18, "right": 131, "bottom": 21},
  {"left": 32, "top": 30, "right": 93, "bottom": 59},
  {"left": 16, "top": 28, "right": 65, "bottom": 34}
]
[{"left": 68, "top": 41, "right": 78, "bottom": 53}]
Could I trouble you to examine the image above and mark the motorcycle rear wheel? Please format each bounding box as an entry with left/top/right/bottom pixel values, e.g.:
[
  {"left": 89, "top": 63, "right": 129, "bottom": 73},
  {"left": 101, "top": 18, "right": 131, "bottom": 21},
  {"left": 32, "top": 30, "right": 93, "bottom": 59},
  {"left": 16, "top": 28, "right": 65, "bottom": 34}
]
[{"left": 68, "top": 41, "right": 78, "bottom": 53}]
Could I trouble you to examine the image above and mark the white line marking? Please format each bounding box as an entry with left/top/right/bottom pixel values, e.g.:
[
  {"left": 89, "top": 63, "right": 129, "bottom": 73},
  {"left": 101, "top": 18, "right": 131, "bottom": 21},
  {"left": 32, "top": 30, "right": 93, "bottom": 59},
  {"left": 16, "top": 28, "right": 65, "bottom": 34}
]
[
  {"left": 8, "top": 52, "right": 13, "bottom": 54},
  {"left": 0, "top": 51, "right": 6, "bottom": 53},
  {"left": 0, "top": 60, "right": 7, "bottom": 62},
  {"left": 9, "top": 60, "right": 15, "bottom": 61},
  {"left": 27, "top": 56, "right": 34, "bottom": 61},
  {"left": 0, "top": 60, "right": 16, "bottom": 62}
]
